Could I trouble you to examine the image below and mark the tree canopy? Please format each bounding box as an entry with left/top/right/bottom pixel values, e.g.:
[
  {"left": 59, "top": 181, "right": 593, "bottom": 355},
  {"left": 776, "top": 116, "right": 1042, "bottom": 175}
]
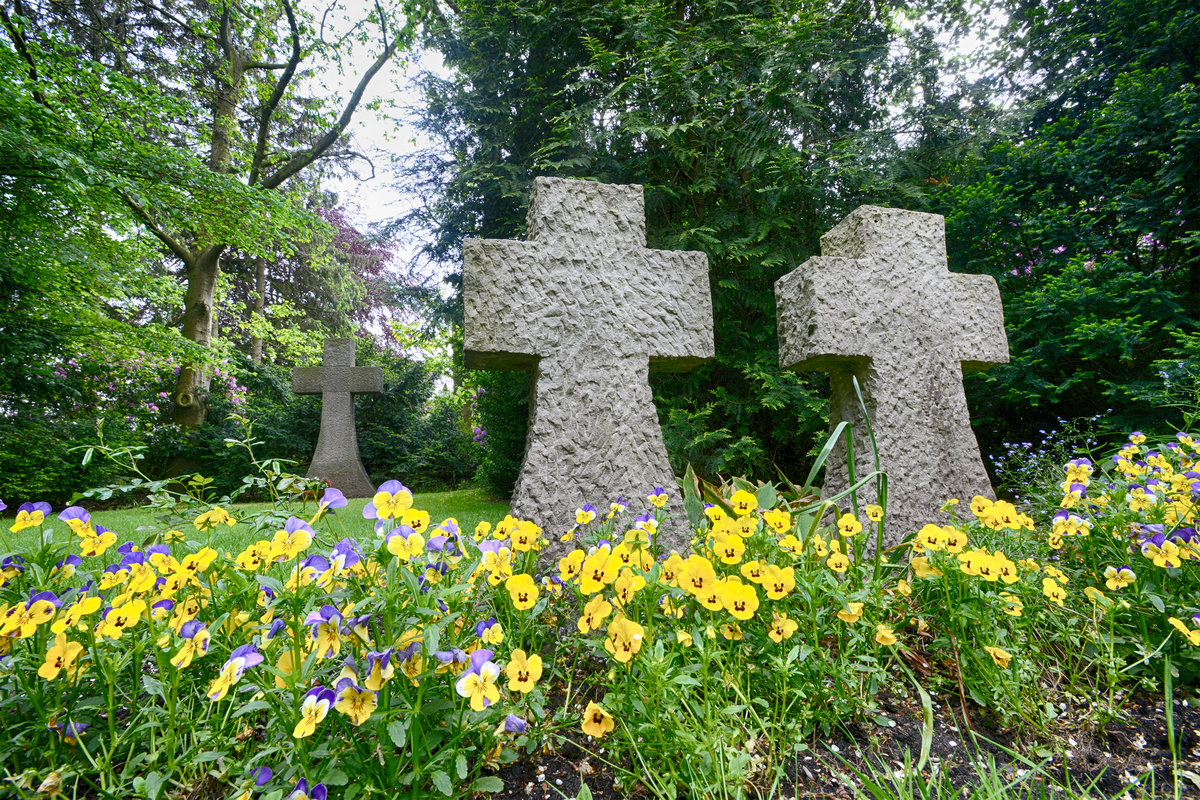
[{"left": 2, "top": 0, "right": 1196, "bottom": 503}]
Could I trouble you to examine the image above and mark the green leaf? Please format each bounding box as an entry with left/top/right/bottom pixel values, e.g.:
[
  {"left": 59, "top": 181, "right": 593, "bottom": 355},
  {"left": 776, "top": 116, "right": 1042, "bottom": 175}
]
[
  {"left": 257, "top": 575, "right": 285, "bottom": 596},
  {"left": 470, "top": 776, "right": 505, "bottom": 793},
  {"left": 324, "top": 767, "right": 349, "bottom": 786},
  {"left": 431, "top": 769, "right": 453, "bottom": 795},
  {"left": 1150, "top": 594, "right": 1166, "bottom": 613},
  {"left": 456, "top": 753, "right": 467, "bottom": 780},
  {"left": 141, "top": 674, "right": 165, "bottom": 700},
  {"left": 388, "top": 719, "right": 408, "bottom": 749},
  {"left": 755, "top": 483, "right": 777, "bottom": 511},
  {"left": 424, "top": 622, "right": 441, "bottom": 659},
  {"left": 143, "top": 772, "right": 165, "bottom": 800}
]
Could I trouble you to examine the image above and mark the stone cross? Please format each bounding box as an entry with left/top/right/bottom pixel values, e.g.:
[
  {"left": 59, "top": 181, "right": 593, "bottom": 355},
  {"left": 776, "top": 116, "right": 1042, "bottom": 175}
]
[
  {"left": 463, "top": 177, "right": 713, "bottom": 558},
  {"left": 775, "top": 205, "right": 1009, "bottom": 547},
  {"left": 292, "top": 338, "right": 383, "bottom": 498}
]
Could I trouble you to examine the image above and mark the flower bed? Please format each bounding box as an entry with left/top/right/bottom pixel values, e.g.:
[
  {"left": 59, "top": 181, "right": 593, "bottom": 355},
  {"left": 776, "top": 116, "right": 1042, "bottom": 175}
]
[{"left": 1, "top": 429, "right": 1197, "bottom": 798}]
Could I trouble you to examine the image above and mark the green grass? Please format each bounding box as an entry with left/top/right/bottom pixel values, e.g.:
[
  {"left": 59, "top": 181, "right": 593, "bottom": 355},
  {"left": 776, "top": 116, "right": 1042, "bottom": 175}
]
[{"left": 0, "top": 487, "right": 511, "bottom": 556}]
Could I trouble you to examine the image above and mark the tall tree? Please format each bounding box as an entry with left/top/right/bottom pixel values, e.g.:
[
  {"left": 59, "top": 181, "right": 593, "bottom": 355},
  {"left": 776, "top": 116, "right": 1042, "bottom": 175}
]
[
  {"left": 221, "top": 198, "right": 416, "bottom": 364},
  {"left": 405, "top": 0, "right": 909, "bottom": 490},
  {"left": 918, "top": 0, "right": 1200, "bottom": 446},
  {"left": 2, "top": 0, "right": 436, "bottom": 428}
]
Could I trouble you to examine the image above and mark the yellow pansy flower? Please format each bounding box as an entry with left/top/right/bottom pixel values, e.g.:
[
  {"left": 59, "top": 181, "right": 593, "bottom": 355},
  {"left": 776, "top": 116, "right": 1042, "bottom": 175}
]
[
  {"left": 335, "top": 683, "right": 378, "bottom": 726},
  {"left": 836, "top": 513, "right": 862, "bottom": 537},
  {"left": 582, "top": 701, "right": 615, "bottom": 738},
  {"left": 505, "top": 573, "right": 540, "bottom": 611},
  {"left": 836, "top": 602, "right": 864, "bottom": 624},
  {"left": 1042, "top": 577, "right": 1066, "bottom": 606},
  {"left": 721, "top": 579, "right": 759, "bottom": 621},
  {"left": 984, "top": 645, "right": 1011, "bottom": 668},
  {"left": 193, "top": 506, "right": 236, "bottom": 531},
  {"left": 769, "top": 612, "right": 798, "bottom": 643},
  {"left": 38, "top": 633, "right": 84, "bottom": 681},
  {"left": 604, "top": 614, "right": 646, "bottom": 664},
  {"left": 729, "top": 490, "right": 758, "bottom": 516},
  {"left": 505, "top": 649, "right": 543, "bottom": 693}
]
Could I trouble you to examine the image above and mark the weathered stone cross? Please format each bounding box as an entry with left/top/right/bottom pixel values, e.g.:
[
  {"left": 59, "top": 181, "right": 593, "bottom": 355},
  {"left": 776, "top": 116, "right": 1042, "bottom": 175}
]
[
  {"left": 292, "top": 338, "right": 383, "bottom": 498},
  {"left": 463, "top": 177, "right": 713, "bottom": 558},
  {"left": 775, "top": 206, "right": 1009, "bottom": 546}
]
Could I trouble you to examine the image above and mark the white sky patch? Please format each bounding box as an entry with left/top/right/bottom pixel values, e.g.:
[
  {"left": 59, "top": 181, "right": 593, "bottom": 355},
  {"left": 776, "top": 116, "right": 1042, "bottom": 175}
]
[{"left": 296, "top": 2, "right": 453, "bottom": 369}]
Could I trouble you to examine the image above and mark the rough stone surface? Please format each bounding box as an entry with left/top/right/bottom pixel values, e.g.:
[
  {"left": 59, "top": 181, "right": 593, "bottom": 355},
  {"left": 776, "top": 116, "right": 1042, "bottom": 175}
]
[
  {"left": 776, "top": 205, "right": 1009, "bottom": 546},
  {"left": 463, "top": 177, "right": 713, "bottom": 560},
  {"left": 292, "top": 338, "right": 383, "bottom": 498}
]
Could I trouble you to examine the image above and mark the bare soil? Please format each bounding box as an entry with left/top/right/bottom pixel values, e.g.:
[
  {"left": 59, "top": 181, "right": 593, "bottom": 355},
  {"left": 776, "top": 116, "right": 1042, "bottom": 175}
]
[{"left": 491, "top": 691, "right": 1200, "bottom": 799}]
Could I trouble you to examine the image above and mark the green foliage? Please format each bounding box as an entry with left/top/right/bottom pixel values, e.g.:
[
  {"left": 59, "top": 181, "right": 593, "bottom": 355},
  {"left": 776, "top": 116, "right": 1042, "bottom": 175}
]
[
  {"left": 409, "top": 0, "right": 906, "bottom": 488},
  {"left": 0, "top": 419, "right": 133, "bottom": 506},
  {"left": 472, "top": 371, "right": 531, "bottom": 500},
  {"left": 899, "top": 0, "right": 1200, "bottom": 457},
  {"left": 963, "top": 256, "right": 1190, "bottom": 454},
  {"left": 1142, "top": 331, "right": 1200, "bottom": 424},
  {"left": 358, "top": 355, "right": 478, "bottom": 492},
  {"left": 162, "top": 349, "right": 477, "bottom": 501}
]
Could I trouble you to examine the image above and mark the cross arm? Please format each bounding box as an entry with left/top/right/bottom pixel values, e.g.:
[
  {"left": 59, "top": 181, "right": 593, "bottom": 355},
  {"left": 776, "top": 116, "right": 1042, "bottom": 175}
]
[
  {"left": 292, "top": 366, "right": 383, "bottom": 395},
  {"left": 462, "top": 238, "right": 551, "bottom": 370},
  {"left": 640, "top": 249, "right": 714, "bottom": 372},
  {"left": 950, "top": 273, "right": 1009, "bottom": 373},
  {"left": 293, "top": 367, "right": 324, "bottom": 395},
  {"left": 776, "top": 256, "right": 877, "bottom": 371}
]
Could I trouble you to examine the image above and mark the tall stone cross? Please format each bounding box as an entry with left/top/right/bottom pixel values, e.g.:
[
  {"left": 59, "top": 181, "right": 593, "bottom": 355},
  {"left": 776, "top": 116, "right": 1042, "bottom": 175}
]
[
  {"left": 292, "top": 338, "right": 383, "bottom": 498},
  {"left": 463, "top": 177, "right": 713, "bottom": 558},
  {"left": 775, "top": 206, "right": 1009, "bottom": 547}
]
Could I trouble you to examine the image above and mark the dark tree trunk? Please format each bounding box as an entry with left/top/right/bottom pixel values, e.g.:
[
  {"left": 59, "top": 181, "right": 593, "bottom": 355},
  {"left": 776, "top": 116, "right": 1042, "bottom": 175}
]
[{"left": 172, "top": 245, "right": 225, "bottom": 427}]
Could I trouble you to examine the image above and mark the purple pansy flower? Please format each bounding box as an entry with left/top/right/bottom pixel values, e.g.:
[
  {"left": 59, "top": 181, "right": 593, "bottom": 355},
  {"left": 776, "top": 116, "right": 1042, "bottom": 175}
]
[
  {"left": 319, "top": 487, "right": 348, "bottom": 512},
  {"left": 288, "top": 778, "right": 327, "bottom": 800}
]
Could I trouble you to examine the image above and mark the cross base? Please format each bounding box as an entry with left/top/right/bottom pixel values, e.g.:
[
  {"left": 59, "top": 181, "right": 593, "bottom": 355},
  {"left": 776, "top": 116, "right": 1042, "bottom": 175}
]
[
  {"left": 510, "top": 351, "right": 689, "bottom": 562},
  {"left": 822, "top": 361, "right": 996, "bottom": 544}
]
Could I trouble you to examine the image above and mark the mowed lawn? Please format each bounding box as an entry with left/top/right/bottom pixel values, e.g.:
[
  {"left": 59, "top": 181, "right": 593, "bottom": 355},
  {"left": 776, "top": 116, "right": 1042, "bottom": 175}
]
[{"left": 1, "top": 488, "right": 511, "bottom": 555}]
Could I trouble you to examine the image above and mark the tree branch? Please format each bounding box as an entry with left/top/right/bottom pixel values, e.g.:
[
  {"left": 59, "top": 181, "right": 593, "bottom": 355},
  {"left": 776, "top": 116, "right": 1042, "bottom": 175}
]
[
  {"left": 119, "top": 189, "right": 196, "bottom": 269},
  {"left": 0, "top": 7, "right": 47, "bottom": 106},
  {"left": 145, "top": 1, "right": 217, "bottom": 44},
  {"left": 374, "top": 0, "right": 390, "bottom": 51},
  {"left": 317, "top": 149, "right": 377, "bottom": 179},
  {"left": 248, "top": 0, "right": 301, "bottom": 186},
  {"left": 245, "top": 61, "right": 290, "bottom": 70},
  {"left": 261, "top": 37, "right": 398, "bottom": 190},
  {"left": 218, "top": 5, "right": 234, "bottom": 60}
]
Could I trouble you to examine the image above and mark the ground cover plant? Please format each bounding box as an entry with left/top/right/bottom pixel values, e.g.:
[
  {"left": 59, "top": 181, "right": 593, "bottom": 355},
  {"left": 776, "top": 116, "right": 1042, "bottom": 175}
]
[{"left": 1, "top": 421, "right": 1198, "bottom": 799}]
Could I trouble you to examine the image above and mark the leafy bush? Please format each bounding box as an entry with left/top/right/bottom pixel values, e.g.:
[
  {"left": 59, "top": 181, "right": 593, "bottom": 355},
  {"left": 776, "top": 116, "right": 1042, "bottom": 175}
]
[{"left": 471, "top": 371, "right": 530, "bottom": 500}]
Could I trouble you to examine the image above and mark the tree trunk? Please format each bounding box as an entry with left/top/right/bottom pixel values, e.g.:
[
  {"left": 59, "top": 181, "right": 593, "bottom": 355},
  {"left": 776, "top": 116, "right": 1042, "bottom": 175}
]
[
  {"left": 172, "top": 32, "right": 245, "bottom": 428},
  {"left": 250, "top": 255, "right": 266, "bottom": 363},
  {"left": 172, "top": 245, "right": 225, "bottom": 427}
]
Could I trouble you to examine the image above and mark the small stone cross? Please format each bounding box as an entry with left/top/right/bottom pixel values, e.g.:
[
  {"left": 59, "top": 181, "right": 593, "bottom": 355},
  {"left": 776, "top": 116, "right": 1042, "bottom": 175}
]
[
  {"left": 292, "top": 338, "right": 383, "bottom": 498},
  {"left": 463, "top": 177, "right": 713, "bottom": 558},
  {"left": 775, "top": 206, "right": 1009, "bottom": 546}
]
